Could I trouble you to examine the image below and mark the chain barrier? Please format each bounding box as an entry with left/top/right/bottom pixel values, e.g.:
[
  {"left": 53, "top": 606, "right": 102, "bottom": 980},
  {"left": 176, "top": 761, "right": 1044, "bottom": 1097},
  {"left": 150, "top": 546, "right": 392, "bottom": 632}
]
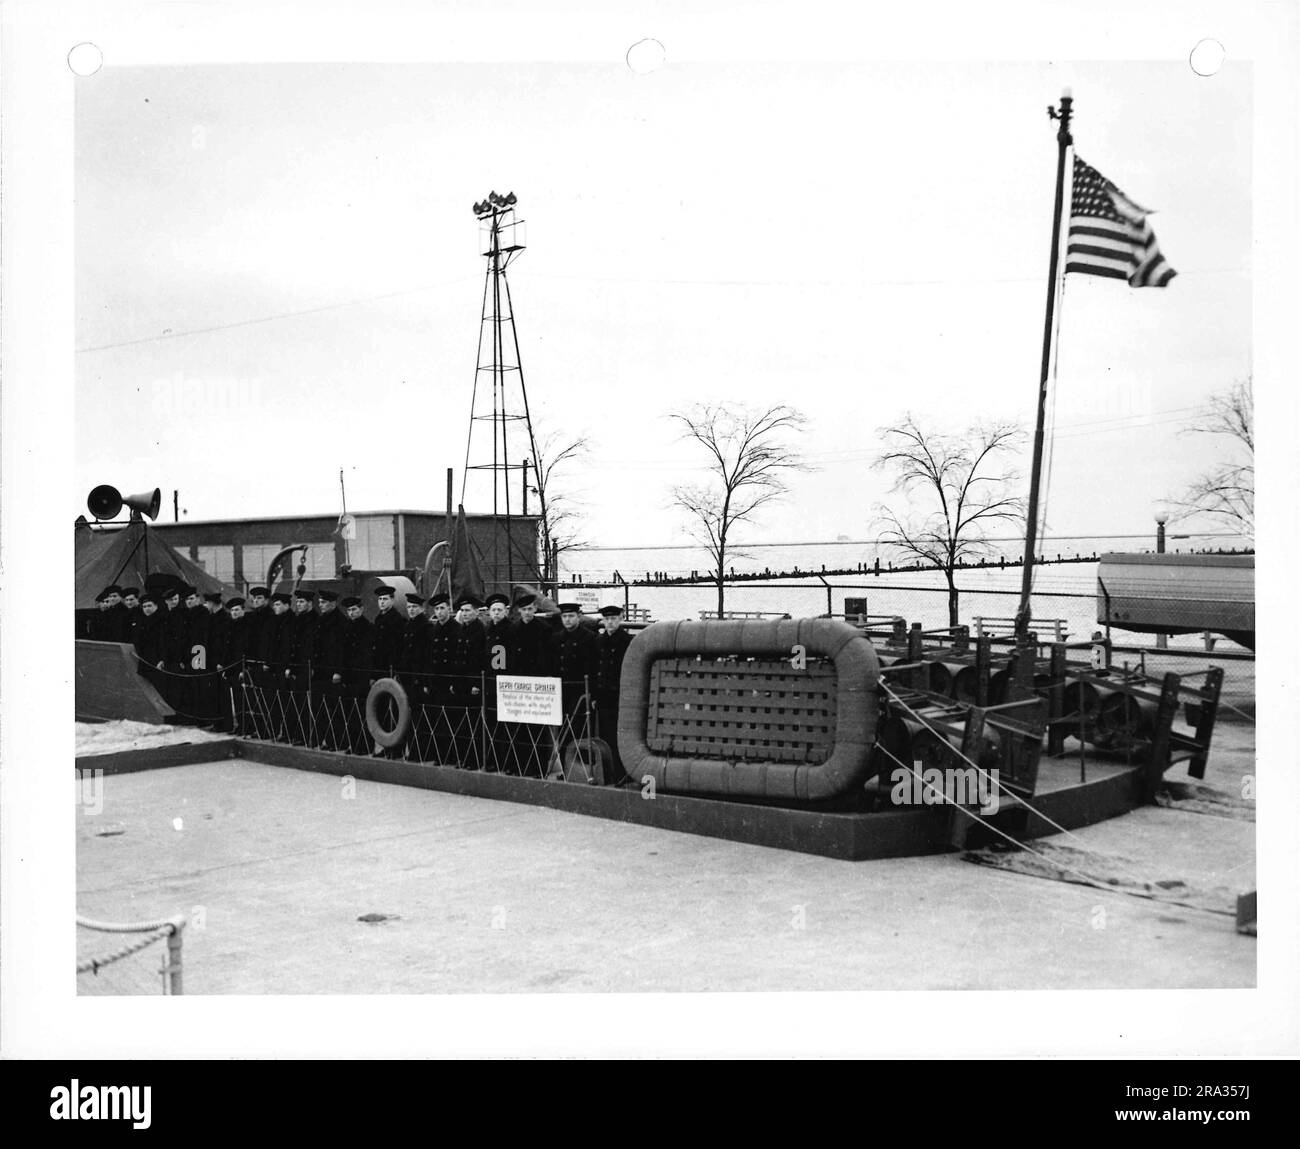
[{"left": 76, "top": 913, "right": 187, "bottom": 992}]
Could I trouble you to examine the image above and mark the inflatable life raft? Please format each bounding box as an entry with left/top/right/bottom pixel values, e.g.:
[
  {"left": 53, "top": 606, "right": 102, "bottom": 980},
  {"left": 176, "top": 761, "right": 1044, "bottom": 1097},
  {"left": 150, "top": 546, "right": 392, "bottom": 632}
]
[{"left": 616, "top": 618, "right": 879, "bottom": 801}]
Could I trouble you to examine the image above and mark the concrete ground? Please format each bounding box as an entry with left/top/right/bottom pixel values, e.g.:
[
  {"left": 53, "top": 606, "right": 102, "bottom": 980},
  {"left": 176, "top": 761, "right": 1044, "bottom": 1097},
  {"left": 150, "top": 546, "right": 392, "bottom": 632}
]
[{"left": 76, "top": 724, "right": 1255, "bottom": 995}]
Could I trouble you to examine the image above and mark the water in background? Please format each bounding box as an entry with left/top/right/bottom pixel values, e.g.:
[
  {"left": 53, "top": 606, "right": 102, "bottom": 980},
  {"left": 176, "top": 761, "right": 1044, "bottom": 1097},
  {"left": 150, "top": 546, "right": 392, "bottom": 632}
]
[
  {"left": 559, "top": 536, "right": 1253, "bottom": 655},
  {"left": 563, "top": 534, "right": 1249, "bottom": 584}
]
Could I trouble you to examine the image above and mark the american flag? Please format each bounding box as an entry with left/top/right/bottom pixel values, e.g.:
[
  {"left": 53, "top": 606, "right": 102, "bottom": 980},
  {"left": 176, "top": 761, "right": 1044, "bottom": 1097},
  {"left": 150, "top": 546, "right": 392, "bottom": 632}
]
[{"left": 1065, "top": 156, "right": 1177, "bottom": 288}]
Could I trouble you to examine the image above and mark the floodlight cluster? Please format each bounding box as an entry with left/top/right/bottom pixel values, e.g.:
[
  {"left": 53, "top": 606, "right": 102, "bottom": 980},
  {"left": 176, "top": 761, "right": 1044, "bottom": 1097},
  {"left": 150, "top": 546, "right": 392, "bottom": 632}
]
[{"left": 473, "top": 191, "right": 518, "bottom": 217}]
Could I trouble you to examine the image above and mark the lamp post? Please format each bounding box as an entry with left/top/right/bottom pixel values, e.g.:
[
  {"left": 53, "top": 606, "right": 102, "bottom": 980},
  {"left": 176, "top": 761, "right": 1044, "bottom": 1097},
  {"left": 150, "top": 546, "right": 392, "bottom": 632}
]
[{"left": 1154, "top": 511, "right": 1169, "bottom": 648}]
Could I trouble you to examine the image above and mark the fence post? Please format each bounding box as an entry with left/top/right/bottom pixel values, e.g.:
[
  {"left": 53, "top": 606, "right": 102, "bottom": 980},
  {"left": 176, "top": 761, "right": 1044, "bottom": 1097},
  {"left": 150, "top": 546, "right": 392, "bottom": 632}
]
[
  {"left": 480, "top": 672, "right": 489, "bottom": 771},
  {"left": 165, "top": 922, "right": 184, "bottom": 995},
  {"left": 976, "top": 636, "right": 992, "bottom": 707},
  {"left": 583, "top": 674, "right": 592, "bottom": 744},
  {"left": 1047, "top": 643, "right": 1066, "bottom": 757},
  {"left": 908, "top": 622, "right": 925, "bottom": 691}
]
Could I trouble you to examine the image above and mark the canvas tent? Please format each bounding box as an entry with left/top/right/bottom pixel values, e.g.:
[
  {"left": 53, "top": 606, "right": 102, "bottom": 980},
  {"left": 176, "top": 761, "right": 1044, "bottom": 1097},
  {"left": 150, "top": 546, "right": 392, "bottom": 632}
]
[{"left": 75, "top": 517, "right": 232, "bottom": 609}]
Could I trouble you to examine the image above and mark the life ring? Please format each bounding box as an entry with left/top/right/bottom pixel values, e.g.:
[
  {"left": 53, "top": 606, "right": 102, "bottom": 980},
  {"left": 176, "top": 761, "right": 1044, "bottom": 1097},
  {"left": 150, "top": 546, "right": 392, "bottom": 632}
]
[
  {"left": 561, "top": 738, "right": 612, "bottom": 785},
  {"left": 365, "top": 678, "right": 411, "bottom": 749}
]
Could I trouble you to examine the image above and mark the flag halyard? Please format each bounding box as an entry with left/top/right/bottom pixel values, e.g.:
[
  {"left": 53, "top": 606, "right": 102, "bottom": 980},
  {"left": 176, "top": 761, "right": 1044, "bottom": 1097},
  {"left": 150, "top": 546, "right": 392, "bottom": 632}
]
[{"left": 1066, "top": 156, "right": 1177, "bottom": 288}]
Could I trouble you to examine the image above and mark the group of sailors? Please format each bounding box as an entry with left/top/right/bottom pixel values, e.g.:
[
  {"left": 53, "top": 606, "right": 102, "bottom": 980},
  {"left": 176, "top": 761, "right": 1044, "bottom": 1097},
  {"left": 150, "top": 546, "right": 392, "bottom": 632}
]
[{"left": 88, "top": 581, "right": 634, "bottom": 778}]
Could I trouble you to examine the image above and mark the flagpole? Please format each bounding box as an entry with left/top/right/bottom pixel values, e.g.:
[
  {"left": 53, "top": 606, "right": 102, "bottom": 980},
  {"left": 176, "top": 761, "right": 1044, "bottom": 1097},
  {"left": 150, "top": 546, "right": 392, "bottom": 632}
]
[
  {"left": 1015, "top": 89, "right": 1073, "bottom": 639},
  {"left": 338, "top": 467, "right": 350, "bottom": 569}
]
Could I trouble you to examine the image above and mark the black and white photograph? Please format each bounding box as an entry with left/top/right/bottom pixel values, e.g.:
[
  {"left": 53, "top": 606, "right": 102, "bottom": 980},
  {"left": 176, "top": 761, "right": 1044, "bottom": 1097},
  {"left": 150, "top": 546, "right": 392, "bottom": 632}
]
[{"left": 2, "top": 0, "right": 1297, "bottom": 1062}]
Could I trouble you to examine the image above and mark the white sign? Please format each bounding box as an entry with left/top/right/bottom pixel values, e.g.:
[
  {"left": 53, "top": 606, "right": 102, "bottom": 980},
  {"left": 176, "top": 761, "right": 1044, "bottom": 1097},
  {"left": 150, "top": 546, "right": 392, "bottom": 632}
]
[
  {"left": 496, "top": 675, "right": 563, "bottom": 726},
  {"left": 573, "top": 588, "right": 601, "bottom": 611}
]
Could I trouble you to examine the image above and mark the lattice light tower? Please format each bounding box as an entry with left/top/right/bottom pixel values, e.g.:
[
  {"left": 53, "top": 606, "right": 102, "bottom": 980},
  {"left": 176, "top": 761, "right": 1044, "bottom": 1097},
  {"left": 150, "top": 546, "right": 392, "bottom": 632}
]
[{"left": 462, "top": 191, "right": 546, "bottom": 593}]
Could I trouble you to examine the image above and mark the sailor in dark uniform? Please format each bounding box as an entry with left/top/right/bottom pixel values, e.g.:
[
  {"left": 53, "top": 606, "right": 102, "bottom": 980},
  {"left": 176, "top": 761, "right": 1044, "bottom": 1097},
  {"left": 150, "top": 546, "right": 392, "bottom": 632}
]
[
  {"left": 261, "top": 593, "right": 292, "bottom": 668},
  {"left": 283, "top": 589, "right": 318, "bottom": 743},
  {"left": 501, "top": 593, "right": 552, "bottom": 775},
  {"left": 397, "top": 593, "right": 434, "bottom": 758},
  {"left": 482, "top": 593, "right": 515, "bottom": 771},
  {"left": 157, "top": 587, "right": 186, "bottom": 709},
  {"left": 447, "top": 594, "right": 487, "bottom": 768},
  {"left": 244, "top": 586, "right": 270, "bottom": 663},
  {"left": 163, "top": 586, "right": 189, "bottom": 703},
  {"left": 449, "top": 595, "right": 487, "bottom": 698},
  {"left": 366, "top": 584, "right": 406, "bottom": 753},
  {"left": 339, "top": 596, "right": 374, "bottom": 754},
  {"left": 132, "top": 592, "right": 166, "bottom": 698},
  {"left": 197, "top": 591, "right": 230, "bottom": 727},
  {"left": 204, "top": 591, "right": 230, "bottom": 664},
  {"left": 507, "top": 593, "right": 551, "bottom": 676},
  {"left": 242, "top": 591, "right": 280, "bottom": 738},
  {"left": 551, "top": 602, "right": 597, "bottom": 757},
  {"left": 91, "top": 590, "right": 114, "bottom": 640},
  {"left": 183, "top": 585, "right": 209, "bottom": 652},
  {"left": 398, "top": 593, "right": 432, "bottom": 686},
  {"left": 483, "top": 593, "right": 515, "bottom": 668},
  {"left": 260, "top": 591, "right": 294, "bottom": 740},
  {"left": 180, "top": 586, "right": 212, "bottom": 723},
  {"left": 312, "top": 590, "right": 345, "bottom": 749},
  {"left": 219, "top": 597, "right": 250, "bottom": 734},
  {"left": 105, "top": 585, "right": 131, "bottom": 642},
  {"left": 593, "top": 605, "right": 634, "bottom": 782},
  {"left": 370, "top": 584, "right": 405, "bottom": 680},
  {"left": 120, "top": 587, "right": 141, "bottom": 640},
  {"left": 424, "top": 592, "right": 456, "bottom": 762},
  {"left": 426, "top": 592, "right": 453, "bottom": 692}
]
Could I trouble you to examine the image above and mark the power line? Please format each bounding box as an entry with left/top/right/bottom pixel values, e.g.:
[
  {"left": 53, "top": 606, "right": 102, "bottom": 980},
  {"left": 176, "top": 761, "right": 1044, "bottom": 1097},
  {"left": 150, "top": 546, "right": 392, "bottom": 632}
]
[
  {"left": 528, "top": 265, "right": 1248, "bottom": 290},
  {"left": 75, "top": 277, "right": 479, "bottom": 354}
]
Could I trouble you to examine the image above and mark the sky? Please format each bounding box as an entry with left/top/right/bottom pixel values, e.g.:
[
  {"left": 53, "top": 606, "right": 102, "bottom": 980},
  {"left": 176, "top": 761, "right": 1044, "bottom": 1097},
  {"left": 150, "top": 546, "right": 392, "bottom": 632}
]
[{"left": 74, "top": 55, "right": 1253, "bottom": 552}]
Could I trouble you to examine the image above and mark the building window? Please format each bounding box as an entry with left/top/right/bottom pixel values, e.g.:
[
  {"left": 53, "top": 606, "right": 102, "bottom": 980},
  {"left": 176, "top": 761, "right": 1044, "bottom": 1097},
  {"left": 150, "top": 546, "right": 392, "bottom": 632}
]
[
  {"left": 195, "top": 545, "right": 235, "bottom": 584},
  {"left": 241, "top": 543, "right": 284, "bottom": 589},
  {"left": 303, "top": 542, "right": 337, "bottom": 580},
  {"left": 348, "top": 515, "right": 396, "bottom": 571}
]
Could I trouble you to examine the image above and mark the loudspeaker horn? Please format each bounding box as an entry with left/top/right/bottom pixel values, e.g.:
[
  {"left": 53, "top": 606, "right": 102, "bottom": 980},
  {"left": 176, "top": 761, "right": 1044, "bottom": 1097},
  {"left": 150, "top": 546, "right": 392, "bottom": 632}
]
[
  {"left": 123, "top": 487, "right": 162, "bottom": 520},
  {"left": 87, "top": 484, "right": 123, "bottom": 520},
  {"left": 86, "top": 485, "right": 162, "bottom": 521}
]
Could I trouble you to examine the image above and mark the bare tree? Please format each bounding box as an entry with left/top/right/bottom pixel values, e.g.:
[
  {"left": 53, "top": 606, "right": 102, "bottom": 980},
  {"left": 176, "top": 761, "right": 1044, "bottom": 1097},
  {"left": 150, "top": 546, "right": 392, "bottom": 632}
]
[
  {"left": 669, "top": 402, "right": 807, "bottom": 618},
  {"left": 1169, "top": 377, "right": 1254, "bottom": 538},
  {"left": 529, "top": 427, "right": 592, "bottom": 585},
  {"left": 873, "top": 414, "right": 1025, "bottom": 627}
]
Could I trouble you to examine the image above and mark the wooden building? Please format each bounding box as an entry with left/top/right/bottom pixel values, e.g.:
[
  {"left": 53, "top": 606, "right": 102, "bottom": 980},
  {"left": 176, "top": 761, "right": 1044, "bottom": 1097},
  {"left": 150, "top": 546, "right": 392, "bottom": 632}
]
[{"left": 142, "top": 508, "right": 542, "bottom": 592}]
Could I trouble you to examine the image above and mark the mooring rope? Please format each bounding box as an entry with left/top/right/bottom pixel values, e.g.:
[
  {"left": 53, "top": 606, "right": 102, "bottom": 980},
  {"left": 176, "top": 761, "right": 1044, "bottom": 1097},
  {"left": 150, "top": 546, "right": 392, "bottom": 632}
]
[
  {"left": 870, "top": 739, "right": 1233, "bottom": 917},
  {"left": 875, "top": 679, "right": 1237, "bottom": 914},
  {"left": 1215, "top": 699, "right": 1255, "bottom": 723},
  {"left": 123, "top": 648, "right": 242, "bottom": 680},
  {"left": 880, "top": 676, "right": 1129, "bottom": 851}
]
